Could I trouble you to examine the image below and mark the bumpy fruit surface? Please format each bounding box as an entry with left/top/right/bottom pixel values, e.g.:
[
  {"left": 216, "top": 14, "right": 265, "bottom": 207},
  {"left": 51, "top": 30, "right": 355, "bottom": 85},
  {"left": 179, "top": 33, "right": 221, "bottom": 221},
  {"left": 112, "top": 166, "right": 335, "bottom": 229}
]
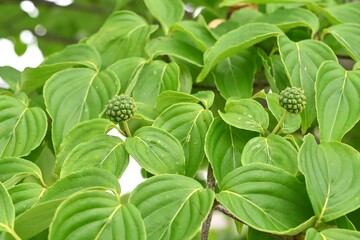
[
  {"left": 279, "top": 87, "right": 306, "bottom": 114},
  {"left": 106, "top": 94, "right": 136, "bottom": 123}
]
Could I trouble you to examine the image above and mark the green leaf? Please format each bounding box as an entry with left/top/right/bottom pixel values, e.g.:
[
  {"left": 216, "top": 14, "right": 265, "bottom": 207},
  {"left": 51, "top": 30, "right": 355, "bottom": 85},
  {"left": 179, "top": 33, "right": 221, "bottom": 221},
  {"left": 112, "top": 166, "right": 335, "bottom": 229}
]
[
  {"left": 265, "top": 93, "right": 301, "bottom": 134},
  {"left": 219, "top": 98, "right": 269, "bottom": 134},
  {"left": 253, "top": 8, "right": 319, "bottom": 35},
  {"left": 155, "top": 91, "right": 203, "bottom": 112},
  {"left": 144, "top": 0, "right": 184, "bottom": 34},
  {"left": 241, "top": 135, "right": 298, "bottom": 175},
  {"left": 0, "top": 95, "right": 47, "bottom": 158},
  {"left": 133, "top": 102, "right": 160, "bottom": 122},
  {"left": 316, "top": 61, "right": 360, "bottom": 142},
  {"left": 130, "top": 174, "right": 215, "bottom": 240},
  {"left": 87, "top": 11, "right": 157, "bottom": 68},
  {"left": 0, "top": 66, "right": 20, "bottom": 91},
  {"left": 153, "top": 103, "right": 213, "bottom": 176},
  {"left": 324, "top": 3, "right": 360, "bottom": 24},
  {"left": 205, "top": 117, "right": 256, "bottom": 182},
  {"left": 217, "top": 163, "right": 315, "bottom": 235},
  {"left": 0, "top": 182, "right": 15, "bottom": 234},
  {"left": 107, "top": 57, "right": 147, "bottom": 94},
  {"left": 19, "top": 44, "right": 101, "bottom": 93},
  {"left": 14, "top": 168, "right": 121, "bottom": 239},
  {"left": 323, "top": 23, "right": 360, "bottom": 61},
  {"left": 56, "top": 118, "right": 116, "bottom": 174},
  {"left": 299, "top": 134, "right": 360, "bottom": 223},
  {"left": 305, "top": 228, "right": 360, "bottom": 240},
  {"left": 214, "top": 48, "right": 259, "bottom": 99},
  {"left": 61, "top": 135, "right": 128, "bottom": 178},
  {"left": 220, "top": 0, "right": 318, "bottom": 6},
  {"left": 0, "top": 157, "right": 45, "bottom": 188},
  {"left": 8, "top": 183, "right": 44, "bottom": 216},
  {"left": 171, "top": 21, "right": 216, "bottom": 51},
  {"left": 132, "top": 61, "right": 180, "bottom": 106},
  {"left": 197, "top": 23, "right": 282, "bottom": 82},
  {"left": 125, "top": 126, "right": 186, "bottom": 175},
  {"left": 44, "top": 68, "right": 120, "bottom": 153},
  {"left": 146, "top": 37, "right": 203, "bottom": 67},
  {"left": 49, "top": 191, "right": 145, "bottom": 240},
  {"left": 278, "top": 34, "right": 337, "bottom": 133},
  {"left": 192, "top": 91, "right": 215, "bottom": 110}
]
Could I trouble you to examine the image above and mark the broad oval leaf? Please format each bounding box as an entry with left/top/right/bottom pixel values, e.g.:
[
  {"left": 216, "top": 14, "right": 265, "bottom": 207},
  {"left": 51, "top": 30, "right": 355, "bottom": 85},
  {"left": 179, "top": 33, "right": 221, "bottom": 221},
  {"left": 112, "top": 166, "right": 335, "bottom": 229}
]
[
  {"left": 299, "top": 134, "right": 360, "bottom": 222},
  {"left": 8, "top": 183, "right": 44, "bottom": 216},
  {"left": 146, "top": 37, "right": 203, "bottom": 67},
  {"left": 324, "top": 3, "right": 360, "bottom": 24},
  {"left": 129, "top": 174, "right": 215, "bottom": 240},
  {"left": 316, "top": 61, "right": 360, "bottom": 142},
  {"left": 205, "top": 117, "right": 257, "bottom": 183},
  {"left": 56, "top": 118, "right": 116, "bottom": 173},
  {"left": 217, "top": 163, "right": 315, "bottom": 235},
  {"left": 214, "top": 48, "right": 259, "bottom": 99},
  {"left": 0, "top": 157, "right": 45, "bottom": 188},
  {"left": 44, "top": 68, "right": 120, "bottom": 153},
  {"left": 144, "top": 0, "right": 184, "bottom": 34},
  {"left": 219, "top": 98, "right": 269, "bottom": 134},
  {"left": 132, "top": 61, "right": 180, "bottom": 106},
  {"left": 220, "top": 0, "right": 317, "bottom": 6},
  {"left": 125, "top": 126, "right": 186, "bottom": 175},
  {"left": 14, "top": 168, "right": 121, "bottom": 239},
  {"left": 61, "top": 135, "right": 129, "bottom": 178},
  {"left": 323, "top": 23, "right": 360, "bottom": 61},
  {"left": 155, "top": 91, "right": 204, "bottom": 113},
  {"left": 278, "top": 34, "right": 337, "bottom": 133},
  {"left": 171, "top": 21, "right": 216, "bottom": 51},
  {"left": 253, "top": 8, "right": 319, "bottom": 34},
  {"left": 49, "top": 191, "right": 145, "bottom": 240},
  {"left": 0, "top": 182, "right": 15, "bottom": 234},
  {"left": 153, "top": 103, "right": 213, "bottom": 176},
  {"left": 0, "top": 95, "right": 47, "bottom": 158},
  {"left": 305, "top": 228, "right": 360, "bottom": 240},
  {"left": 197, "top": 23, "right": 282, "bottom": 82},
  {"left": 241, "top": 135, "right": 298, "bottom": 175}
]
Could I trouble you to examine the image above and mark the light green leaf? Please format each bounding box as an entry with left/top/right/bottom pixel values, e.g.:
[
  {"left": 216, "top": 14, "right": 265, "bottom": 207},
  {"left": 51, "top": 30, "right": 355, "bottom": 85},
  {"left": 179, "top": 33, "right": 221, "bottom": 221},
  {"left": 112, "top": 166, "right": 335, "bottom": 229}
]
[
  {"left": 266, "top": 93, "right": 301, "bottom": 134},
  {"left": 214, "top": 48, "right": 259, "bottom": 99},
  {"left": 61, "top": 135, "right": 128, "bottom": 178},
  {"left": 217, "top": 163, "right": 315, "bottom": 235},
  {"left": 316, "top": 61, "right": 360, "bottom": 142},
  {"left": 0, "top": 95, "right": 47, "bottom": 158},
  {"left": 144, "top": 0, "right": 184, "bottom": 34},
  {"left": 87, "top": 11, "right": 157, "bottom": 68},
  {"left": 192, "top": 91, "right": 215, "bottom": 110},
  {"left": 278, "top": 34, "right": 338, "bottom": 133},
  {"left": 155, "top": 91, "right": 203, "bottom": 113},
  {"left": 0, "top": 157, "right": 45, "bottom": 188},
  {"left": 241, "top": 135, "right": 298, "bottom": 175},
  {"left": 130, "top": 174, "right": 215, "bottom": 240},
  {"left": 8, "top": 183, "right": 44, "bottom": 216},
  {"left": 14, "top": 168, "right": 121, "bottom": 239},
  {"left": 324, "top": 3, "right": 360, "bottom": 24},
  {"left": 253, "top": 8, "right": 319, "bottom": 35},
  {"left": 171, "top": 21, "right": 216, "bottom": 51},
  {"left": 219, "top": 98, "right": 269, "bottom": 134},
  {"left": 299, "top": 134, "right": 360, "bottom": 223},
  {"left": 323, "top": 23, "right": 360, "bottom": 62},
  {"left": 197, "top": 23, "right": 282, "bottom": 82},
  {"left": 220, "top": 0, "right": 317, "bottom": 5},
  {"left": 305, "top": 228, "right": 360, "bottom": 240},
  {"left": 107, "top": 57, "right": 147, "bottom": 94},
  {"left": 146, "top": 37, "right": 203, "bottom": 67},
  {"left": 132, "top": 61, "right": 180, "bottom": 106},
  {"left": 0, "top": 66, "right": 19, "bottom": 91},
  {"left": 56, "top": 118, "right": 116, "bottom": 174},
  {"left": 133, "top": 102, "right": 160, "bottom": 122},
  {"left": 0, "top": 182, "right": 15, "bottom": 234},
  {"left": 153, "top": 103, "right": 213, "bottom": 176},
  {"left": 44, "top": 68, "right": 120, "bottom": 153},
  {"left": 19, "top": 44, "right": 101, "bottom": 93},
  {"left": 49, "top": 191, "right": 145, "bottom": 240},
  {"left": 125, "top": 126, "right": 186, "bottom": 175},
  {"left": 205, "top": 117, "right": 256, "bottom": 182}
]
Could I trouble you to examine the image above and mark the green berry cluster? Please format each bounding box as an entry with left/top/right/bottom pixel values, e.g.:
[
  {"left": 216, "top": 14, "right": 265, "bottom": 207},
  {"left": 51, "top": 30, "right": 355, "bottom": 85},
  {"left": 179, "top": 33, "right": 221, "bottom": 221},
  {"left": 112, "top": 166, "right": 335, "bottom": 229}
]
[
  {"left": 279, "top": 87, "right": 306, "bottom": 114},
  {"left": 106, "top": 94, "right": 136, "bottom": 123}
]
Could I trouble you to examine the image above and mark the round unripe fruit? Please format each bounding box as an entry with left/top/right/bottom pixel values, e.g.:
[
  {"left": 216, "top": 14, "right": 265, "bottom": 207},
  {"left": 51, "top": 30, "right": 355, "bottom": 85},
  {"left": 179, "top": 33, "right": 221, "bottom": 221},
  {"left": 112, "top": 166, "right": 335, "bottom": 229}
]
[
  {"left": 279, "top": 87, "right": 306, "bottom": 114},
  {"left": 106, "top": 94, "right": 136, "bottom": 123}
]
